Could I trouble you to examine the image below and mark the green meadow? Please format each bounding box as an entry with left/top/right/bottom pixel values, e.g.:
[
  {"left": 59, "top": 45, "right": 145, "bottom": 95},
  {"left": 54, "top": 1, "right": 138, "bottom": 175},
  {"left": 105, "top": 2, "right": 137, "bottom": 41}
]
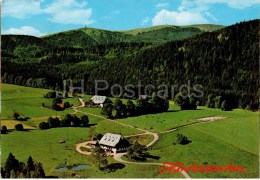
[{"left": 1, "top": 84, "right": 259, "bottom": 178}]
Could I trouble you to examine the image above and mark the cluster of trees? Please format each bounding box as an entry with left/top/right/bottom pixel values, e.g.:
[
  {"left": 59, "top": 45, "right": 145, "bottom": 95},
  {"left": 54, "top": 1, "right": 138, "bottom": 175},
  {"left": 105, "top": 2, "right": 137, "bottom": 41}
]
[
  {"left": 1, "top": 153, "right": 45, "bottom": 178},
  {"left": 206, "top": 94, "right": 234, "bottom": 111},
  {"left": 2, "top": 73, "right": 50, "bottom": 89},
  {"left": 92, "top": 144, "right": 125, "bottom": 172},
  {"left": 39, "top": 114, "right": 89, "bottom": 130},
  {"left": 49, "top": 97, "right": 72, "bottom": 111},
  {"left": 2, "top": 20, "right": 258, "bottom": 110},
  {"left": 174, "top": 94, "right": 197, "bottom": 110},
  {"left": 126, "top": 141, "right": 148, "bottom": 161},
  {"left": 101, "top": 95, "right": 169, "bottom": 119}
]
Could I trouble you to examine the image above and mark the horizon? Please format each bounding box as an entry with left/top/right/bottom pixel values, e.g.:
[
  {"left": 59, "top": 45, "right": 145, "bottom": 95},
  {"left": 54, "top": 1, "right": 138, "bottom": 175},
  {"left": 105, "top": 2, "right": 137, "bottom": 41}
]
[
  {"left": 2, "top": 0, "right": 259, "bottom": 37},
  {"left": 2, "top": 22, "right": 228, "bottom": 37}
]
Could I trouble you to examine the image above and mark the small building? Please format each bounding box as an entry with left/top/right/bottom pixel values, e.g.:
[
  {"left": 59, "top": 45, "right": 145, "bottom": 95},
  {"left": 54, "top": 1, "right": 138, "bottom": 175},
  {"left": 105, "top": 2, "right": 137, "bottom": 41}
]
[
  {"left": 99, "top": 133, "right": 131, "bottom": 153},
  {"left": 139, "top": 95, "right": 148, "bottom": 100},
  {"left": 91, "top": 95, "right": 107, "bottom": 107},
  {"left": 57, "top": 103, "right": 65, "bottom": 109}
]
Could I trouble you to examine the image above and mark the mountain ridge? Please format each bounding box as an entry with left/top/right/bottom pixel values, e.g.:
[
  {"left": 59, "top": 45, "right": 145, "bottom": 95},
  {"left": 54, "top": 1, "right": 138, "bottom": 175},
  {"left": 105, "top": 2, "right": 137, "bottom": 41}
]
[{"left": 39, "top": 24, "right": 225, "bottom": 46}]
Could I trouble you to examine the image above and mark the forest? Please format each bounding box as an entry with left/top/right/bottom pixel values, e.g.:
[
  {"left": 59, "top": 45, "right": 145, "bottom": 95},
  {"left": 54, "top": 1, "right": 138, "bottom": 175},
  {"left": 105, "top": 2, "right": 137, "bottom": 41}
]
[{"left": 1, "top": 20, "right": 259, "bottom": 109}]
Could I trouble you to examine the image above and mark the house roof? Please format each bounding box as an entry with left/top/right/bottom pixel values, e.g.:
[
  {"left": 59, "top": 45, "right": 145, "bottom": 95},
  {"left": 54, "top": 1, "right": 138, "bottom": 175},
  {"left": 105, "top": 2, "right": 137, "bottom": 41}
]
[
  {"left": 57, "top": 103, "right": 64, "bottom": 108},
  {"left": 91, "top": 95, "right": 106, "bottom": 104},
  {"left": 99, "top": 133, "right": 122, "bottom": 147}
]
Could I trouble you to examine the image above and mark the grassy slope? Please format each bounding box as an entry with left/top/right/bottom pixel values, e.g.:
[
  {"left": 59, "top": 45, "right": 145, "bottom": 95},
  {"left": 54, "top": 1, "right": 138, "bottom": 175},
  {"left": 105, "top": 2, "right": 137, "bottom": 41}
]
[
  {"left": 150, "top": 125, "right": 258, "bottom": 178},
  {"left": 1, "top": 84, "right": 258, "bottom": 178},
  {"left": 1, "top": 84, "right": 77, "bottom": 119},
  {"left": 184, "top": 24, "right": 225, "bottom": 32},
  {"left": 145, "top": 108, "right": 259, "bottom": 178},
  {"left": 1, "top": 84, "right": 148, "bottom": 178},
  {"left": 122, "top": 24, "right": 224, "bottom": 35}
]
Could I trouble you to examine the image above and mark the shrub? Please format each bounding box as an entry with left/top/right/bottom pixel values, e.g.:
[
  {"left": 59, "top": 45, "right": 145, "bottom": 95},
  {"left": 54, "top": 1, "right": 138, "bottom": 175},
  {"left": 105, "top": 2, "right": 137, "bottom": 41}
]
[
  {"left": 64, "top": 102, "right": 71, "bottom": 108},
  {"left": 81, "top": 115, "right": 89, "bottom": 127},
  {"left": 214, "top": 96, "right": 224, "bottom": 108},
  {"left": 221, "top": 100, "right": 231, "bottom": 111},
  {"left": 206, "top": 94, "right": 216, "bottom": 108},
  {"left": 48, "top": 117, "right": 60, "bottom": 128},
  {"left": 176, "top": 134, "right": 189, "bottom": 145},
  {"left": 94, "top": 133, "right": 103, "bottom": 140},
  {"left": 174, "top": 94, "right": 197, "bottom": 110},
  {"left": 13, "top": 112, "right": 20, "bottom": 120},
  {"left": 1, "top": 126, "right": 8, "bottom": 134},
  {"left": 15, "top": 124, "right": 24, "bottom": 131},
  {"left": 44, "top": 91, "right": 56, "bottom": 98},
  {"left": 38, "top": 122, "right": 49, "bottom": 130}
]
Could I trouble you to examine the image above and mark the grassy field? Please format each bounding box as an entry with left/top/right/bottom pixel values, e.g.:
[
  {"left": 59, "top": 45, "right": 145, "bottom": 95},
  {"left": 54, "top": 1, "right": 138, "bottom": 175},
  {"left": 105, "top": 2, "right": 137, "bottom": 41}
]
[
  {"left": 1, "top": 84, "right": 76, "bottom": 119},
  {"left": 144, "top": 109, "right": 259, "bottom": 178},
  {"left": 117, "top": 105, "right": 258, "bottom": 133},
  {"left": 1, "top": 84, "right": 259, "bottom": 178}
]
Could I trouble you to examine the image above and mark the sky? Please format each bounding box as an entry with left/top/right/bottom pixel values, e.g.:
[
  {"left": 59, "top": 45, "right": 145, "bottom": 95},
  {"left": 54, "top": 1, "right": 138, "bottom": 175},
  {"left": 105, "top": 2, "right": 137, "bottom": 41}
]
[{"left": 2, "top": 0, "right": 260, "bottom": 36}]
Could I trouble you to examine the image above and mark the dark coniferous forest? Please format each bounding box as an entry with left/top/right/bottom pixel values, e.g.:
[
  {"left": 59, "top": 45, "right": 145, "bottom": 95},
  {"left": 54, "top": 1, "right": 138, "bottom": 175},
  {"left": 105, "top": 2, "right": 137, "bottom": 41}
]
[{"left": 1, "top": 20, "right": 259, "bottom": 109}]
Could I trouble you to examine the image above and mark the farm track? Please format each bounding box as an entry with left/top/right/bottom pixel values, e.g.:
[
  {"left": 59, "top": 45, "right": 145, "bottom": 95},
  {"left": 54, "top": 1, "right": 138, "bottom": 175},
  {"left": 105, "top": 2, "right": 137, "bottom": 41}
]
[{"left": 73, "top": 98, "right": 228, "bottom": 178}]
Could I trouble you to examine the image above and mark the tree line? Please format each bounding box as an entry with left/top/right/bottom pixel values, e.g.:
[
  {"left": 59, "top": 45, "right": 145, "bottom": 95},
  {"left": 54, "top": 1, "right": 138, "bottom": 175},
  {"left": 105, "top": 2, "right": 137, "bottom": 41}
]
[
  {"left": 101, "top": 95, "right": 169, "bottom": 119},
  {"left": 1, "top": 153, "right": 45, "bottom": 178},
  {"left": 39, "top": 114, "right": 89, "bottom": 130}
]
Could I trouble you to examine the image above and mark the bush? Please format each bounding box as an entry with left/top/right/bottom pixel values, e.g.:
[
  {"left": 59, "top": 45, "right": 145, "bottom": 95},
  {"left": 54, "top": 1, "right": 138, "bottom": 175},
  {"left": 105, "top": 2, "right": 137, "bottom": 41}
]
[
  {"left": 221, "top": 100, "right": 231, "bottom": 111},
  {"left": 81, "top": 115, "right": 89, "bottom": 127},
  {"left": 1, "top": 126, "right": 8, "bottom": 134},
  {"left": 44, "top": 91, "right": 56, "bottom": 98},
  {"left": 176, "top": 134, "right": 189, "bottom": 145},
  {"left": 52, "top": 97, "right": 62, "bottom": 104},
  {"left": 48, "top": 117, "right": 60, "bottom": 128},
  {"left": 15, "top": 124, "right": 24, "bottom": 131},
  {"left": 13, "top": 112, "right": 20, "bottom": 120},
  {"left": 174, "top": 94, "right": 197, "bottom": 110},
  {"left": 64, "top": 102, "right": 71, "bottom": 108},
  {"left": 196, "top": 101, "right": 201, "bottom": 106},
  {"left": 94, "top": 133, "right": 103, "bottom": 140},
  {"left": 214, "top": 96, "right": 224, "bottom": 108},
  {"left": 38, "top": 122, "right": 49, "bottom": 130},
  {"left": 71, "top": 115, "right": 81, "bottom": 127},
  {"left": 206, "top": 94, "right": 216, "bottom": 108}
]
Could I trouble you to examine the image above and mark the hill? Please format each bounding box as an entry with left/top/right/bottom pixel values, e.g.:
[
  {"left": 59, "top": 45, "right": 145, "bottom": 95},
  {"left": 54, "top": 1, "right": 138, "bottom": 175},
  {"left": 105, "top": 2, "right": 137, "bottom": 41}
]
[
  {"left": 40, "top": 24, "right": 224, "bottom": 47},
  {"left": 1, "top": 20, "right": 258, "bottom": 109}
]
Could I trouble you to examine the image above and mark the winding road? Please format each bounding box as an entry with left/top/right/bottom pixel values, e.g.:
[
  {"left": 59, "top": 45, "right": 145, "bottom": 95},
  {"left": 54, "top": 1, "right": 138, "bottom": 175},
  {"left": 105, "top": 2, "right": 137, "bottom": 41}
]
[{"left": 73, "top": 98, "right": 228, "bottom": 178}]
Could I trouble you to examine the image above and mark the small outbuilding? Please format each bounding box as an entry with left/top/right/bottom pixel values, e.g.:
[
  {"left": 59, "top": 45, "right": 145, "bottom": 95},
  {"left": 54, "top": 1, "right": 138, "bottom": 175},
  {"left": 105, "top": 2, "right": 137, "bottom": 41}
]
[{"left": 99, "top": 133, "right": 131, "bottom": 153}]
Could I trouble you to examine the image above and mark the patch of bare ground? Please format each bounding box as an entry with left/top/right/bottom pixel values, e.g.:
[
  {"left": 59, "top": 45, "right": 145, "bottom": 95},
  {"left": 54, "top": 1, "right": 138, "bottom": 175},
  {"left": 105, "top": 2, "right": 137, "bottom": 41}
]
[{"left": 196, "top": 116, "right": 227, "bottom": 121}]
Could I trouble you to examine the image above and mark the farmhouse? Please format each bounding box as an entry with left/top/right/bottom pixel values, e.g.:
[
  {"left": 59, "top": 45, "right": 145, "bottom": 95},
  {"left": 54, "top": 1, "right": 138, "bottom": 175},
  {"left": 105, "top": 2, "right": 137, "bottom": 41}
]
[
  {"left": 99, "top": 133, "right": 131, "bottom": 153},
  {"left": 91, "top": 95, "right": 107, "bottom": 107}
]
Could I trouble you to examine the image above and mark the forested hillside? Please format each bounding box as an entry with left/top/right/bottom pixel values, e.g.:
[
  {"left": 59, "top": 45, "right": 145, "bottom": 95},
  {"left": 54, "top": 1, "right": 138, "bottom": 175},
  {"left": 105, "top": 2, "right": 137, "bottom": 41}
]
[{"left": 1, "top": 20, "right": 258, "bottom": 109}]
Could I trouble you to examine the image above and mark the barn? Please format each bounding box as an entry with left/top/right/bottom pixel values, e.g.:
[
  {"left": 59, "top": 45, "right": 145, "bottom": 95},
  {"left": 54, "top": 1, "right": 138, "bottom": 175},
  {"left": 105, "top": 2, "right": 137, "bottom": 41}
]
[
  {"left": 99, "top": 133, "right": 131, "bottom": 153},
  {"left": 91, "top": 95, "right": 107, "bottom": 107}
]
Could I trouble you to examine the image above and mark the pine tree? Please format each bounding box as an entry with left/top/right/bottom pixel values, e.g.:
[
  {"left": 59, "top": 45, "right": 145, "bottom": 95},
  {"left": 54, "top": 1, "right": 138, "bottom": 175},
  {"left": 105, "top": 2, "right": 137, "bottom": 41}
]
[
  {"left": 27, "top": 156, "right": 35, "bottom": 172},
  {"left": 5, "top": 153, "right": 19, "bottom": 174}
]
